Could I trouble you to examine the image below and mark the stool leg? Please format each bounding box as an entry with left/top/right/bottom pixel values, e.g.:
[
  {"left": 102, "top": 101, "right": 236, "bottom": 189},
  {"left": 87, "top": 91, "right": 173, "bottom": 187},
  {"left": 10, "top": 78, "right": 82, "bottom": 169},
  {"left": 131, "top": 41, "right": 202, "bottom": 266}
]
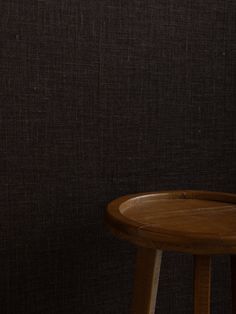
[
  {"left": 131, "top": 247, "right": 162, "bottom": 314},
  {"left": 231, "top": 255, "right": 236, "bottom": 313},
  {"left": 194, "top": 255, "right": 212, "bottom": 314}
]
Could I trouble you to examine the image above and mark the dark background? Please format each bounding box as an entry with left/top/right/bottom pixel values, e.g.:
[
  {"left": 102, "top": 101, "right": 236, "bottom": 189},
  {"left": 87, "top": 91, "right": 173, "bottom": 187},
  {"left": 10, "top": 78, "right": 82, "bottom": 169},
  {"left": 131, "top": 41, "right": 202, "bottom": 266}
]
[{"left": 0, "top": 0, "right": 235, "bottom": 313}]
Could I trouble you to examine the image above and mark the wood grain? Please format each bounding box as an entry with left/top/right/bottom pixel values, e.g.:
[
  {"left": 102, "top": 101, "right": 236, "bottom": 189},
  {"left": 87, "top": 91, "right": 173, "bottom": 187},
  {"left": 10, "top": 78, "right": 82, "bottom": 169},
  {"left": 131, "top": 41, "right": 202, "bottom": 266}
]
[
  {"left": 131, "top": 248, "right": 162, "bottom": 314},
  {"left": 106, "top": 190, "right": 236, "bottom": 254},
  {"left": 194, "top": 255, "right": 211, "bottom": 314},
  {"left": 106, "top": 190, "right": 236, "bottom": 313}
]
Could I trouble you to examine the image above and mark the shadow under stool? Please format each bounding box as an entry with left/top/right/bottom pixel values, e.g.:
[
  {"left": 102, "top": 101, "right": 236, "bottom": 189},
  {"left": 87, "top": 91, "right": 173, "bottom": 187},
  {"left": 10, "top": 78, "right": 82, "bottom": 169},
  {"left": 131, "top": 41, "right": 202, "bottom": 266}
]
[{"left": 105, "top": 190, "right": 236, "bottom": 314}]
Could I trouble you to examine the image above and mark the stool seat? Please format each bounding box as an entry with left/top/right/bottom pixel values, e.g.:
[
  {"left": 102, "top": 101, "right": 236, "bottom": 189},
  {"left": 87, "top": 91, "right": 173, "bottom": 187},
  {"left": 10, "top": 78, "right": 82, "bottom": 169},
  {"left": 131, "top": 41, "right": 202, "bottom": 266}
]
[
  {"left": 106, "top": 190, "right": 236, "bottom": 255},
  {"left": 106, "top": 190, "right": 236, "bottom": 314}
]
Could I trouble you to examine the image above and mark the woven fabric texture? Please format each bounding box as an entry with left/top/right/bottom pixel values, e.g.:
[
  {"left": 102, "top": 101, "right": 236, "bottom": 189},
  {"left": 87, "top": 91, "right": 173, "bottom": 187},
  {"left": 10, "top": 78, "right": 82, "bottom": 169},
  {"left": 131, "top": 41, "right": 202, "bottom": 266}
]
[{"left": 0, "top": 0, "right": 235, "bottom": 313}]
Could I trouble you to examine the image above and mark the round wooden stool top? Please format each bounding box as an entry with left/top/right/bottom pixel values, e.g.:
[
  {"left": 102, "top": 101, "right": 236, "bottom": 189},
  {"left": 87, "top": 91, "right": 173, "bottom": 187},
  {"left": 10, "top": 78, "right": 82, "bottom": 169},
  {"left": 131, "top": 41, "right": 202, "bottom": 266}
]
[{"left": 106, "top": 190, "right": 236, "bottom": 255}]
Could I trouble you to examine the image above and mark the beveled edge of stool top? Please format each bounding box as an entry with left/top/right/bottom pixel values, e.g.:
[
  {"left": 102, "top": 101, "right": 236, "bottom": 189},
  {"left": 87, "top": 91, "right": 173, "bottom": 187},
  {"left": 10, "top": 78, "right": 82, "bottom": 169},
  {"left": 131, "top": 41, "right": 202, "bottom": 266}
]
[{"left": 105, "top": 190, "right": 236, "bottom": 255}]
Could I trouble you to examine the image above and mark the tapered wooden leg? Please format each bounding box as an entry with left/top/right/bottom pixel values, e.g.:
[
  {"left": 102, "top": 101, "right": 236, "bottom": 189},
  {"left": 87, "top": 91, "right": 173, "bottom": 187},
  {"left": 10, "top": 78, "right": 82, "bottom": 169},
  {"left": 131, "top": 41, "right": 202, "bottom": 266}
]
[
  {"left": 231, "top": 255, "right": 236, "bottom": 313},
  {"left": 194, "top": 255, "right": 212, "bottom": 314},
  {"left": 131, "top": 247, "right": 162, "bottom": 314}
]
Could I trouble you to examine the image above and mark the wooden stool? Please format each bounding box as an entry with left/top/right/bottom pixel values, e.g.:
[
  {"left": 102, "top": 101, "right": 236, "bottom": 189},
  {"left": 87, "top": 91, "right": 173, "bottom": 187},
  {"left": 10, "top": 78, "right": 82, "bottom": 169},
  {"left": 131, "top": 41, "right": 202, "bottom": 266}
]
[{"left": 105, "top": 190, "right": 236, "bottom": 314}]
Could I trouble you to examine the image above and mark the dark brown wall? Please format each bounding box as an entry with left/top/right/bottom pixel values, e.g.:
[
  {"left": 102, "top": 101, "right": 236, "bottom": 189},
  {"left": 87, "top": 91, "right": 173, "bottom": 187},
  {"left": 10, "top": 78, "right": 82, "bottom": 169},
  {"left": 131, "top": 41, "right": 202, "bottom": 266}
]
[{"left": 1, "top": 0, "right": 235, "bottom": 313}]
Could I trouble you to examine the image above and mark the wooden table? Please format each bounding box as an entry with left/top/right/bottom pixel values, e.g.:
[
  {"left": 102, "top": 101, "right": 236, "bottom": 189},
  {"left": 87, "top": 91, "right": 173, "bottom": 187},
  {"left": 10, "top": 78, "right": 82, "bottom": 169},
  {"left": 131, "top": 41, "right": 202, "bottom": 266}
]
[{"left": 105, "top": 190, "right": 236, "bottom": 314}]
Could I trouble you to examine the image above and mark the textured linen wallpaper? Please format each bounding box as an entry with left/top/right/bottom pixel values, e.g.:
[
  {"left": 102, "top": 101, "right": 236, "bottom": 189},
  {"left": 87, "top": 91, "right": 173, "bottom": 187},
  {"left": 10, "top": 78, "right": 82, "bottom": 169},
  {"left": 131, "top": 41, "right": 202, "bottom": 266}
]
[{"left": 0, "top": 0, "right": 235, "bottom": 313}]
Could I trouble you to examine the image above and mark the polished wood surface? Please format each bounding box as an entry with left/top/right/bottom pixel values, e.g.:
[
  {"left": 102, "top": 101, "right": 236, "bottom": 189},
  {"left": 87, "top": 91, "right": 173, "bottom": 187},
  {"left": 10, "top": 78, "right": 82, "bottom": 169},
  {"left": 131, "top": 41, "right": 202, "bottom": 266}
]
[
  {"left": 106, "top": 190, "right": 236, "bottom": 314},
  {"left": 194, "top": 255, "right": 211, "bottom": 314},
  {"left": 131, "top": 248, "right": 162, "bottom": 314},
  {"left": 106, "top": 190, "right": 236, "bottom": 254}
]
